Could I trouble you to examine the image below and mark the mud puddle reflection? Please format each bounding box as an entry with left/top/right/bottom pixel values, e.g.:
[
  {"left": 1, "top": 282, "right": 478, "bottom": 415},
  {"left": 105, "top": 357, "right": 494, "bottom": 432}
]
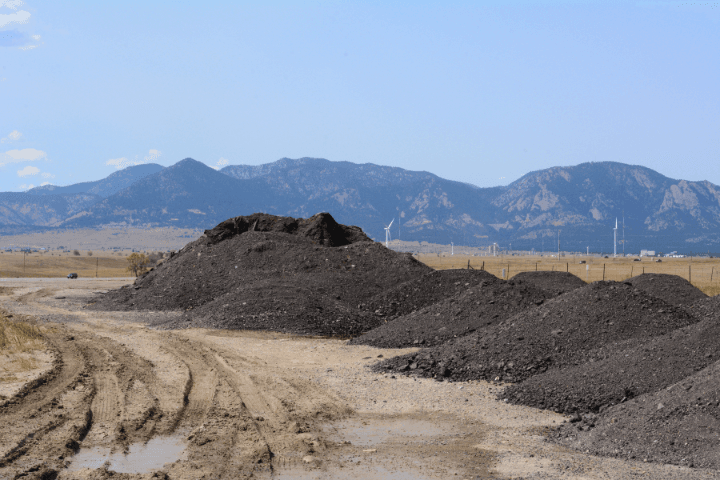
[
  {"left": 66, "top": 435, "right": 187, "bottom": 473},
  {"left": 267, "top": 415, "right": 463, "bottom": 479}
]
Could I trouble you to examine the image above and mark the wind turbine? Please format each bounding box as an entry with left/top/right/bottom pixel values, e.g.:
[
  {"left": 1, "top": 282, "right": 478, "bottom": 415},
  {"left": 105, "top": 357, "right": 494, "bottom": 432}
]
[
  {"left": 613, "top": 218, "right": 618, "bottom": 257},
  {"left": 384, "top": 219, "right": 394, "bottom": 248}
]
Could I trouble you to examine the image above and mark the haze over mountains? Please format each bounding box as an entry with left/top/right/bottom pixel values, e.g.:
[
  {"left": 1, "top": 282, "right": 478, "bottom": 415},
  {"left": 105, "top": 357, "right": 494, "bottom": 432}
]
[{"left": 1, "top": 158, "right": 719, "bottom": 253}]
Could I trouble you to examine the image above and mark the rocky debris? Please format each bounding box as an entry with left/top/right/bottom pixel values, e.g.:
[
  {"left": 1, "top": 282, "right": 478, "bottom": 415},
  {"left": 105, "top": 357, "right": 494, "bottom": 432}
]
[
  {"left": 556, "top": 359, "right": 720, "bottom": 470},
  {"left": 90, "top": 213, "right": 431, "bottom": 337},
  {"left": 361, "top": 269, "right": 498, "bottom": 321},
  {"left": 504, "top": 314, "right": 720, "bottom": 414},
  {"left": 204, "top": 212, "right": 369, "bottom": 247},
  {"left": 626, "top": 273, "right": 706, "bottom": 306},
  {"left": 350, "top": 277, "right": 552, "bottom": 349},
  {"left": 510, "top": 271, "right": 586, "bottom": 296},
  {"left": 375, "top": 281, "right": 699, "bottom": 384}
]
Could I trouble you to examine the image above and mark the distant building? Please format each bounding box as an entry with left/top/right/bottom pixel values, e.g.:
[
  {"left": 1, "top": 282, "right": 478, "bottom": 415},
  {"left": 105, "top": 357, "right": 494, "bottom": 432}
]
[{"left": 640, "top": 249, "right": 656, "bottom": 257}]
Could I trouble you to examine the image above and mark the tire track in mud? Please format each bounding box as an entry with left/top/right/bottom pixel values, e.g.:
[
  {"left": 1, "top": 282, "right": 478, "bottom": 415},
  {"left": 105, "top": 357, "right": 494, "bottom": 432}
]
[
  {"left": 0, "top": 327, "right": 96, "bottom": 479},
  {"left": 2, "top": 288, "right": 351, "bottom": 479}
]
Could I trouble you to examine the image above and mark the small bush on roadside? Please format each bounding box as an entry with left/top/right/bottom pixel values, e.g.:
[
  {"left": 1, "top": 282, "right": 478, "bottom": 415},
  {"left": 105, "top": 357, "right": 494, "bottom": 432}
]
[{"left": 72, "top": 250, "right": 80, "bottom": 256}]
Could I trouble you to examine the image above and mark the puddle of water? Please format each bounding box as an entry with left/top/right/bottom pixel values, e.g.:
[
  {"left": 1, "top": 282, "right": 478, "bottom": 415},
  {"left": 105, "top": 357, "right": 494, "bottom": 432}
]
[
  {"left": 324, "top": 418, "right": 451, "bottom": 447},
  {"left": 66, "top": 435, "right": 187, "bottom": 473}
]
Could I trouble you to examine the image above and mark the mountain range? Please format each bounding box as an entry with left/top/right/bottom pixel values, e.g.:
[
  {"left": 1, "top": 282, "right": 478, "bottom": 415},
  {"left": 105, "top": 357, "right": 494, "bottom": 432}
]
[{"left": 1, "top": 157, "right": 719, "bottom": 253}]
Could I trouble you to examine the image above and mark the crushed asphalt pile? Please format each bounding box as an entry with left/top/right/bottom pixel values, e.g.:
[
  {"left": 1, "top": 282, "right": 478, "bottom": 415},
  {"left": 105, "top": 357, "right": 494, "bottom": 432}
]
[
  {"left": 555, "top": 359, "right": 720, "bottom": 470},
  {"left": 626, "top": 273, "right": 707, "bottom": 306},
  {"left": 503, "top": 314, "right": 720, "bottom": 414},
  {"left": 510, "top": 270, "right": 586, "bottom": 296},
  {"left": 360, "top": 269, "right": 498, "bottom": 321},
  {"left": 374, "top": 281, "right": 699, "bottom": 384},
  {"left": 350, "top": 276, "right": 552, "bottom": 349},
  {"left": 89, "top": 212, "right": 431, "bottom": 337}
]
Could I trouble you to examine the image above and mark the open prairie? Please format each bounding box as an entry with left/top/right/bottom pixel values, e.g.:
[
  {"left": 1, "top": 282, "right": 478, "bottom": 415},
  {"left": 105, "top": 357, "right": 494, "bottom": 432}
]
[{"left": 0, "top": 250, "right": 134, "bottom": 278}]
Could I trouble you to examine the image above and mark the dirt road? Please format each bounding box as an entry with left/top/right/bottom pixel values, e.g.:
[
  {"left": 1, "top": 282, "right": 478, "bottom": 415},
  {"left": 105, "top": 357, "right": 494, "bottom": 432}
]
[{"left": 0, "top": 279, "right": 717, "bottom": 479}]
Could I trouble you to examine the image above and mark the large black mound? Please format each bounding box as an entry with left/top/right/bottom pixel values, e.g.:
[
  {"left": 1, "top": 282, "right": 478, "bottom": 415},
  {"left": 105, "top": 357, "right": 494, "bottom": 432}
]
[
  {"left": 626, "top": 273, "right": 707, "bottom": 306},
  {"left": 510, "top": 271, "right": 586, "bottom": 296},
  {"left": 375, "top": 281, "right": 699, "bottom": 383},
  {"left": 90, "top": 212, "right": 432, "bottom": 337},
  {"left": 504, "top": 314, "right": 720, "bottom": 414},
  {"left": 556, "top": 359, "right": 720, "bottom": 470},
  {"left": 360, "top": 269, "right": 499, "bottom": 321},
  {"left": 350, "top": 277, "right": 551, "bottom": 349}
]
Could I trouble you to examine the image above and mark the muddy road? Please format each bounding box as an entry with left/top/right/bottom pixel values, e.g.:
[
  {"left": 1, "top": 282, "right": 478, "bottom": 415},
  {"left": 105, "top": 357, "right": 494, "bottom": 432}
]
[{"left": 0, "top": 279, "right": 716, "bottom": 479}]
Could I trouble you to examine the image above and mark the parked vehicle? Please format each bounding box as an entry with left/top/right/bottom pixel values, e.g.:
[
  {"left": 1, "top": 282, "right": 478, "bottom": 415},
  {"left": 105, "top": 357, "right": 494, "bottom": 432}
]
[{"left": 67, "top": 273, "right": 78, "bottom": 279}]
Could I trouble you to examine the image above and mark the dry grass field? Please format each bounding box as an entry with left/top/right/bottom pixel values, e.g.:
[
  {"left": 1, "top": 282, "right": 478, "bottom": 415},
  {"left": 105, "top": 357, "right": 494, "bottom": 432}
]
[
  {"left": 0, "top": 311, "right": 53, "bottom": 400},
  {"left": 417, "top": 254, "right": 720, "bottom": 297},
  {"left": 0, "top": 251, "right": 134, "bottom": 278}
]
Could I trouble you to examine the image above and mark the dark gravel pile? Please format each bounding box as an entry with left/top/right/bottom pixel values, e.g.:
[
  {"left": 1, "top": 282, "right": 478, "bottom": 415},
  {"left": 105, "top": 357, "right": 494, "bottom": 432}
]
[
  {"left": 375, "top": 281, "right": 699, "bottom": 383},
  {"left": 361, "top": 269, "right": 499, "bottom": 321},
  {"left": 504, "top": 314, "right": 720, "bottom": 414},
  {"left": 626, "top": 273, "right": 707, "bottom": 306},
  {"left": 350, "top": 277, "right": 551, "bottom": 349},
  {"left": 556, "top": 359, "right": 720, "bottom": 469},
  {"left": 510, "top": 271, "right": 586, "bottom": 296},
  {"left": 89, "top": 212, "right": 431, "bottom": 337}
]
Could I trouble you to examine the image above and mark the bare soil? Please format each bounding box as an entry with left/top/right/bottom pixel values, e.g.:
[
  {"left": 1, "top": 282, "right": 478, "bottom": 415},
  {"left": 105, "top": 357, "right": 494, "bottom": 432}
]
[{"left": 2, "top": 280, "right": 715, "bottom": 479}]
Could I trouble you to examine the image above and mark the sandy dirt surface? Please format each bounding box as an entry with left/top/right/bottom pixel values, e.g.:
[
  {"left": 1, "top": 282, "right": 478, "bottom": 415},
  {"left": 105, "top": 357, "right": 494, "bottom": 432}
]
[{"left": 0, "top": 279, "right": 717, "bottom": 479}]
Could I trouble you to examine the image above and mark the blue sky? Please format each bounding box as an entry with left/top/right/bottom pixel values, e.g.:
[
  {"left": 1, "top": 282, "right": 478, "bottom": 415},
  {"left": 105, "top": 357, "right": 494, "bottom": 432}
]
[{"left": 1, "top": 1, "right": 718, "bottom": 192}]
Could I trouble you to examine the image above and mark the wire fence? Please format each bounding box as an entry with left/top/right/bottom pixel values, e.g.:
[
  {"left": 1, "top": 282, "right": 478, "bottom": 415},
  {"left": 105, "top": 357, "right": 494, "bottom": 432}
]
[{"left": 418, "top": 255, "right": 720, "bottom": 296}]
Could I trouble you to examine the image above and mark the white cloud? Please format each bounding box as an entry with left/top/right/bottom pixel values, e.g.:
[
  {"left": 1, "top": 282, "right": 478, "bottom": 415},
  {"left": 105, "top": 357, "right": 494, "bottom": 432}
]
[
  {"left": 18, "top": 183, "right": 35, "bottom": 190},
  {"left": 144, "top": 149, "right": 162, "bottom": 162},
  {"left": 31, "top": 34, "right": 40, "bottom": 40},
  {"left": 0, "top": 148, "right": 47, "bottom": 166},
  {"left": 106, "top": 149, "right": 162, "bottom": 170},
  {"left": 17, "top": 165, "right": 39, "bottom": 177},
  {"left": 0, "top": 130, "right": 22, "bottom": 143},
  {"left": 212, "top": 157, "right": 230, "bottom": 170},
  {"left": 41, "top": 171, "right": 54, "bottom": 178},
  {"left": 0, "top": 1, "right": 24, "bottom": 11},
  {"left": 0, "top": 9, "right": 30, "bottom": 28},
  {"left": 19, "top": 44, "right": 36, "bottom": 50},
  {"left": 40, "top": 181, "right": 50, "bottom": 186}
]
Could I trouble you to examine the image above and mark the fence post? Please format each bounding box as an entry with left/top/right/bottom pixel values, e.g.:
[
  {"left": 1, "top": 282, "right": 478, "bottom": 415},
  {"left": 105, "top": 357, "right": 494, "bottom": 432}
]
[
  {"left": 603, "top": 264, "right": 606, "bottom": 281},
  {"left": 712, "top": 267, "right": 714, "bottom": 282},
  {"left": 689, "top": 264, "right": 692, "bottom": 284},
  {"left": 566, "top": 262, "right": 568, "bottom": 273},
  {"left": 536, "top": 262, "right": 538, "bottom": 271},
  {"left": 481, "top": 261, "right": 484, "bottom": 271}
]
